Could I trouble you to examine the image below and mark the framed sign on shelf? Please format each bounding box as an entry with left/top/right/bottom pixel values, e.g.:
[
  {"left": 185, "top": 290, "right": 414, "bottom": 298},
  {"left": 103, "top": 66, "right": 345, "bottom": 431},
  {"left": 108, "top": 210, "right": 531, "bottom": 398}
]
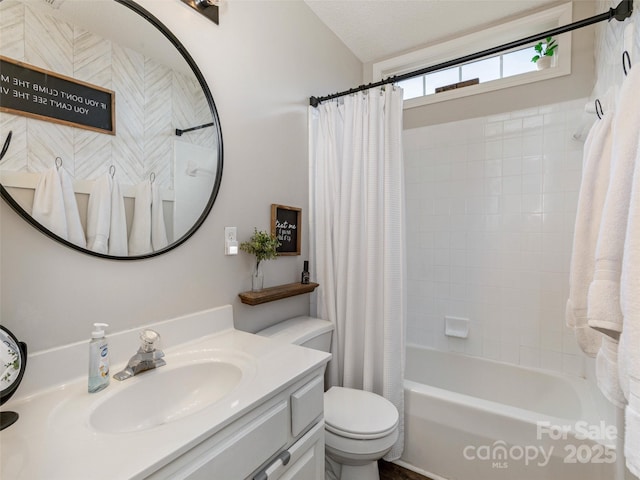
[{"left": 271, "top": 204, "right": 301, "bottom": 256}]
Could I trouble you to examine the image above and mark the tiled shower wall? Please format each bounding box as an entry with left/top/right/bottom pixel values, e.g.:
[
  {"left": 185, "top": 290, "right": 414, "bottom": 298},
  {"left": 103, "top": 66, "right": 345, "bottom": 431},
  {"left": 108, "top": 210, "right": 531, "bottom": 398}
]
[{"left": 403, "top": 98, "right": 591, "bottom": 376}]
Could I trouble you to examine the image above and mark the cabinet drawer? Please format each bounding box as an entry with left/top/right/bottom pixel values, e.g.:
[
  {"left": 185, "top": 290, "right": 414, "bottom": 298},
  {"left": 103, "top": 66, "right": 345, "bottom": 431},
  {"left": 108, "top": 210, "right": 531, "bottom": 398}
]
[
  {"left": 253, "top": 420, "right": 325, "bottom": 480},
  {"left": 151, "top": 400, "right": 289, "bottom": 480},
  {"left": 290, "top": 376, "right": 323, "bottom": 437}
]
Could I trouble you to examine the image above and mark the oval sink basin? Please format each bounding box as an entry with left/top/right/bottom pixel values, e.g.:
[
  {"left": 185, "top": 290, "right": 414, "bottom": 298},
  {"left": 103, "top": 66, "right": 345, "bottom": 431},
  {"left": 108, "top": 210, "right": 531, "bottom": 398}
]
[{"left": 90, "top": 361, "right": 242, "bottom": 433}]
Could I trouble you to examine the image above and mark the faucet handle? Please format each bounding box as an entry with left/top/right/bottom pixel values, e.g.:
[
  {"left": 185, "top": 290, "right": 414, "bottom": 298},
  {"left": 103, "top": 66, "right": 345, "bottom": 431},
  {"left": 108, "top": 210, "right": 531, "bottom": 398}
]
[{"left": 139, "top": 329, "right": 161, "bottom": 353}]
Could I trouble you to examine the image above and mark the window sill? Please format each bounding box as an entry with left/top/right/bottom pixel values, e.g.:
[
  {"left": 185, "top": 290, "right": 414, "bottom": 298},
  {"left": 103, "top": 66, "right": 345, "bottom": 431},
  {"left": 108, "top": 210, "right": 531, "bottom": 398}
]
[{"left": 402, "top": 63, "right": 570, "bottom": 109}]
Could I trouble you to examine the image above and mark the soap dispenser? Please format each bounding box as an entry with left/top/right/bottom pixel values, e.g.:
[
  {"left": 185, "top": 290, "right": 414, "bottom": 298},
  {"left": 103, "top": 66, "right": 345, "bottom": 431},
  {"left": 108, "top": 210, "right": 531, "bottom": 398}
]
[{"left": 88, "top": 323, "right": 110, "bottom": 393}]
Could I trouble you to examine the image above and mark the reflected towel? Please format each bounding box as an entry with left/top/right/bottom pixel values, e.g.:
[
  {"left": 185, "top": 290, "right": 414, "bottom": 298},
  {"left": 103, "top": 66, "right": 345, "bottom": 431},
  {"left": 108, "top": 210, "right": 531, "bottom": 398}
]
[
  {"left": 128, "top": 181, "right": 152, "bottom": 255},
  {"left": 109, "top": 178, "right": 128, "bottom": 256},
  {"left": 151, "top": 182, "right": 168, "bottom": 252},
  {"left": 588, "top": 66, "right": 640, "bottom": 338},
  {"left": 32, "top": 167, "right": 67, "bottom": 239},
  {"left": 566, "top": 110, "right": 613, "bottom": 356},
  {"left": 32, "top": 166, "right": 86, "bottom": 248},
  {"left": 58, "top": 167, "right": 85, "bottom": 247},
  {"left": 87, "top": 173, "right": 111, "bottom": 254}
]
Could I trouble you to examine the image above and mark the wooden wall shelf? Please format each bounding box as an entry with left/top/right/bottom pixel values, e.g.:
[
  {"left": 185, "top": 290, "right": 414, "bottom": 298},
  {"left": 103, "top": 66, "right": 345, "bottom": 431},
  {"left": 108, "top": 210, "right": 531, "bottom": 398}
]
[{"left": 238, "top": 282, "right": 319, "bottom": 306}]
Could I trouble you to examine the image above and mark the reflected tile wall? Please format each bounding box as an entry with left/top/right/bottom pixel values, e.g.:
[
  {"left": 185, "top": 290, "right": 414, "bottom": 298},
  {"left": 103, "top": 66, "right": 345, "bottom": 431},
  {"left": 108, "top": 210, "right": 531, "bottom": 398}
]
[
  {"left": 0, "top": 0, "right": 211, "bottom": 189},
  {"left": 403, "top": 98, "right": 589, "bottom": 376}
]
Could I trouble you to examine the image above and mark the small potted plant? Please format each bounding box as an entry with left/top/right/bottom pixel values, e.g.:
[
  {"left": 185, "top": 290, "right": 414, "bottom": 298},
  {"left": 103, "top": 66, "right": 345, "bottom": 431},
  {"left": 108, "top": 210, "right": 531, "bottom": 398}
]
[
  {"left": 531, "top": 36, "right": 557, "bottom": 70},
  {"left": 240, "top": 228, "right": 280, "bottom": 291}
]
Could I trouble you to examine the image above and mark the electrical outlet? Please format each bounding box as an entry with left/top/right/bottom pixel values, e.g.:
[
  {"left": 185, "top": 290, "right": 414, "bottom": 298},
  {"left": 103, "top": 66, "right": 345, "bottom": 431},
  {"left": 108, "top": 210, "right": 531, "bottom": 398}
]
[{"left": 225, "top": 227, "right": 238, "bottom": 255}]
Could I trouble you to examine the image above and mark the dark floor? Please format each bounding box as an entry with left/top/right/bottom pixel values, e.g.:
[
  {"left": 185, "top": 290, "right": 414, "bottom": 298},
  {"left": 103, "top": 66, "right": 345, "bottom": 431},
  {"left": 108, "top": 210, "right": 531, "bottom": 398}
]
[{"left": 378, "top": 460, "right": 433, "bottom": 480}]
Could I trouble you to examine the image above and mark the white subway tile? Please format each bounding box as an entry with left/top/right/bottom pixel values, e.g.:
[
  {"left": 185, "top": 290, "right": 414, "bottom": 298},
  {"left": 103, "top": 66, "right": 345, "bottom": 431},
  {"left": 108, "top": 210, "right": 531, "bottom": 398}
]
[
  {"left": 520, "top": 346, "right": 541, "bottom": 368},
  {"left": 404, "top": 99, "right": 585, "bottom": 374}
]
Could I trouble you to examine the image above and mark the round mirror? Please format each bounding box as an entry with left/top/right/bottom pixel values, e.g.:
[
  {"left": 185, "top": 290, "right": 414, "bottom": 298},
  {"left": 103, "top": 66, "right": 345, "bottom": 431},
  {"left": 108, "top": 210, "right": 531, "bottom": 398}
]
[
  {"left": 0, "top": 326, "right": 27, "bottom": 430},
  {"left": 0, "top": 0, "right": 223, "bottom": 259}
]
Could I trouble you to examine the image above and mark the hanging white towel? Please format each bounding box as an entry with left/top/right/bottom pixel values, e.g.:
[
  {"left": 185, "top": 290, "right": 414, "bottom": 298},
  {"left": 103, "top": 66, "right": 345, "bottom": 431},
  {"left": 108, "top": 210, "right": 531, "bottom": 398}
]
[
  {"left": 618, "top": 67, "right": 640, "bottom": 477},
  {"left": 32, "top": 167, "right": 67, "bottom": 240},
  {"left": 626, "top": 405, "right": 640, "bottom": 479},
  {"left": 108, "top": 178, "right": 128, "bottom": 256},
  {"left": 596, "top": 336, "right": 626, "bottom": 407},
  {"left": 58, "top": 167, "right": 86, "bottom": 248},
  {"left": 128, "top": 181, "right": 152, "bottom": 255},
  {"left": 151, "top": 182, "right": 168, "bottom": 252},
  {"left": 32, "top": 166, "right": 86, "bottom": 248},
  {"left": 588, "top": 65, "right": 640, "bottom": 339},
  {"left": 86, "top": 173, "right": 112, "bottom": 254},
  {"left": 566, "top": 110, "right": 613, "bottom": 356}
]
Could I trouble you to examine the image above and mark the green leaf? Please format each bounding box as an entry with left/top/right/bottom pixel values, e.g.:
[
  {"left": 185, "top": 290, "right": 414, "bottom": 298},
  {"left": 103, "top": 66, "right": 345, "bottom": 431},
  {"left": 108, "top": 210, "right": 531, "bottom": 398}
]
[
  {"left": 239, "top": 228, "right": 281, "bottom": 263},
  {"left": 535, "top": 44, "right": 543, "bottom": 54},
  {"left": 531, "top": 55, "right": 540, "bottom": 63}
]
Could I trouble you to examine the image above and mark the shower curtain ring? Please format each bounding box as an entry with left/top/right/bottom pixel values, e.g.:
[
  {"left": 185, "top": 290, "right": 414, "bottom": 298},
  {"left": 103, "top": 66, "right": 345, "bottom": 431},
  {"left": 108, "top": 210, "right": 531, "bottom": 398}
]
[
  {"left": 622, "top": 50, "right": 632, "bottom": 76},
  {"left": 595, "top": 99, "right": 604, "bottom": 120},
  {"left": 55, "top": 157, "right": 63, "bottom": 169}
]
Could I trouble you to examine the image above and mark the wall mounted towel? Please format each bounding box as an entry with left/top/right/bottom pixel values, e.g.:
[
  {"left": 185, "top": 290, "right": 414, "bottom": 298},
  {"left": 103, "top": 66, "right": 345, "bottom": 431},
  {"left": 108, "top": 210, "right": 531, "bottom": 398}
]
[
  {"left": 566, "top": 108, "right": 613, "bottom": 356},
  {"left": 588, "top": 65, "right": 640, "bottom": 339}
]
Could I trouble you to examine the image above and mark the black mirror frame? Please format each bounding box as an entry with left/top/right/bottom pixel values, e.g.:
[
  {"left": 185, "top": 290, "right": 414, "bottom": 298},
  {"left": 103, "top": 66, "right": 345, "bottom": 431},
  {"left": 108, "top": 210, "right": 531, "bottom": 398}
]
[{"left": 0, "top": 0, "right": 223, "bottom": 261}]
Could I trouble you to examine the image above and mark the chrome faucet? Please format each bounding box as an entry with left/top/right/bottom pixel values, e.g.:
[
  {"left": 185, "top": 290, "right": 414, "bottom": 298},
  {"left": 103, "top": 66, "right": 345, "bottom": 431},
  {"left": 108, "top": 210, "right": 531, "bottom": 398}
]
[{"left": 113, "top": 329, "right": 166, "bottom": 381}]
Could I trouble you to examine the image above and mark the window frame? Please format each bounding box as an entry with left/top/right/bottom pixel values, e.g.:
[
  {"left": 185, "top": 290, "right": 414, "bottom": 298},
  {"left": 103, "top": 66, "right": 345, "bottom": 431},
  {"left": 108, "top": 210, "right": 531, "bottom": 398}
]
[{"left": 372, "top": 2, "right": 573, "bottom": 109}]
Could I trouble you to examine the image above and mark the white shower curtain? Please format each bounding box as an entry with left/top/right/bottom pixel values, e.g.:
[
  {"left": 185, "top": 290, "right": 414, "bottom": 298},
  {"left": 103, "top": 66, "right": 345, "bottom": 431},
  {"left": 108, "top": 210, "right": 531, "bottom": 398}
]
[{"left": 308, "top": 86, "right": 406, "bottom": 460}]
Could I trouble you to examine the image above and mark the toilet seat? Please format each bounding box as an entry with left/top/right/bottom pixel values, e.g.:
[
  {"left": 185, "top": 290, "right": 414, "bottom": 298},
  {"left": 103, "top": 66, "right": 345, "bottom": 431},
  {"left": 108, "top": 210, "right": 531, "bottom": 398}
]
[{"left": 324, "top": 387, "right": 399, "bottom": 440}]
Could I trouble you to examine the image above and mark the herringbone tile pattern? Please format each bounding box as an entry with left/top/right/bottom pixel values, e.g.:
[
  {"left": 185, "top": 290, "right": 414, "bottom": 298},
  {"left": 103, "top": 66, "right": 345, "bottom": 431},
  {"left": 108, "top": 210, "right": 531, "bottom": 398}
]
[{"left": 0, "top": 0, "right": 213, "bottom": 191}]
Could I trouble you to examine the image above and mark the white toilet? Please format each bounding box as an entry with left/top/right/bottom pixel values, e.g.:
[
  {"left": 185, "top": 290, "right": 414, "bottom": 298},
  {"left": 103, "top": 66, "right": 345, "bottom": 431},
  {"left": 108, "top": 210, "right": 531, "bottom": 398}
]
[{"left": 257, "top": 316, "right": 399, "bottom": 480}]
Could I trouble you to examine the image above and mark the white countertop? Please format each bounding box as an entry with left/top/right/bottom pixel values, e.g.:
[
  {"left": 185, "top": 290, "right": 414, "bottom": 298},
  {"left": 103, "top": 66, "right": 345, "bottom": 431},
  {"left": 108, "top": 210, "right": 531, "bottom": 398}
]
[{"left": 0, "top": 306, "right": 331, "bottom": 480}]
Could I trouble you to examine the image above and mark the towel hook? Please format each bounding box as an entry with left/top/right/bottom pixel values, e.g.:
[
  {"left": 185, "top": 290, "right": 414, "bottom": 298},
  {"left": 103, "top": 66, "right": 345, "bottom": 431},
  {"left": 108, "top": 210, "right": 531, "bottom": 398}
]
[
  {"left": 623, "top": 50, "right": 632, "bottom": 76},
  {"left": 55, "top": 157, "right": 63, "bottom": 169},
  {"left": 149, "top": 172, "right": 156, "bottom": 184},
  {"left": 595, "top": 99, "right": 604, "bottom": 120},
  {"left": 109, "top": 165, "right": 116, "bottom": 178}
]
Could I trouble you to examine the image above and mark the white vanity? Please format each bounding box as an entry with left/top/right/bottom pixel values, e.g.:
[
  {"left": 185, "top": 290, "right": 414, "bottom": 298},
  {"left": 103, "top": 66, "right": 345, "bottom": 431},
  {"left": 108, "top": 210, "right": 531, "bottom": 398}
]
[{"left": 0, "top": 305, "right": 331, "bottom": 479}]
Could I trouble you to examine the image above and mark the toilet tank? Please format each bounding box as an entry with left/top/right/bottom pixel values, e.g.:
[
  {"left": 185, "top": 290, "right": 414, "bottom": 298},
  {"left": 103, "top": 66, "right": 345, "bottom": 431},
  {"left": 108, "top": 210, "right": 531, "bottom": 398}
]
[{"left": 256, "top": 316, "right": 334, "bottom": 352}]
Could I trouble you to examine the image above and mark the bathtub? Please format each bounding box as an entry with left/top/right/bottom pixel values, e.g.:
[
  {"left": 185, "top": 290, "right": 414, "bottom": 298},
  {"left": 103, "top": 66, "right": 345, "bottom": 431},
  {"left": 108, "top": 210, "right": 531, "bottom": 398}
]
[{"left": 397, "top": 345, "right": 616, "bottom": 480}]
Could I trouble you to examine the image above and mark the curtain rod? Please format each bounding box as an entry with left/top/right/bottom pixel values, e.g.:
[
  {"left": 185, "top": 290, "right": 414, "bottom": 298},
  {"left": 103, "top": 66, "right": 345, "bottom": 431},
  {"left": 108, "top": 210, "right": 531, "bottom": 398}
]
[{"left": 309, "top": 0, "right": 633, "bottom": 108}]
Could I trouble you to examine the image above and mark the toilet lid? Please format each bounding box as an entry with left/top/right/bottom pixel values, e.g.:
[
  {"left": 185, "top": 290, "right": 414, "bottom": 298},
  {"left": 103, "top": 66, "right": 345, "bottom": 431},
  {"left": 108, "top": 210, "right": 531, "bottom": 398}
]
[{"left": 324, "top": 387, "right": 399, "bottom": 440}]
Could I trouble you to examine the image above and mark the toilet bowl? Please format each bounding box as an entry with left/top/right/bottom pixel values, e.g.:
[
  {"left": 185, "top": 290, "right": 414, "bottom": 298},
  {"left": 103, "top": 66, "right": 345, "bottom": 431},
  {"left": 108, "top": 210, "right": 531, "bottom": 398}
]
[{"left": 256, "top": 316, "right": 399, "bottom": 480}]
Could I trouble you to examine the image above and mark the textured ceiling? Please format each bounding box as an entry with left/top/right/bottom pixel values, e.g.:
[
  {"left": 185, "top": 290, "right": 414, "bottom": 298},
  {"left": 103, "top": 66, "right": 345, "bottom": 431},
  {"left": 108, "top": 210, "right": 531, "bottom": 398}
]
[{"left": 304, "top": 0, "right": 561, "bottom": 63}]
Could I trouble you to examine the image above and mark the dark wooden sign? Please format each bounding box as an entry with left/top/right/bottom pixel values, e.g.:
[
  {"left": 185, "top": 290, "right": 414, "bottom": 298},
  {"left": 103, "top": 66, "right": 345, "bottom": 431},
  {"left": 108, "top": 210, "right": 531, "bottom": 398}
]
[
  {"left": 0, "top": 56, "right": 115, "bottom": 135},
  {"left": 271, "top": 204, "right": 301, "bottom": 256}
]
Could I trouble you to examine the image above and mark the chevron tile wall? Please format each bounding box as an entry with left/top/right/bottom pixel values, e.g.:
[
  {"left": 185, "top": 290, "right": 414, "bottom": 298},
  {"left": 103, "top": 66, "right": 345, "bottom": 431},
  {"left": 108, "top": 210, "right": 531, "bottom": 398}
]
[{"left": 0, "top": 0, "right": 213, "bottom": 191}]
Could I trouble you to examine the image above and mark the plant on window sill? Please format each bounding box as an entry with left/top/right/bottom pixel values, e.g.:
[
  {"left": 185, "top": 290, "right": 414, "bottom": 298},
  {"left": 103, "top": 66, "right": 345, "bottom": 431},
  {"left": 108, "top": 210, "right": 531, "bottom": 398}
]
[{"left": 531, "top": 36, "right": 557, "bottom": 70}]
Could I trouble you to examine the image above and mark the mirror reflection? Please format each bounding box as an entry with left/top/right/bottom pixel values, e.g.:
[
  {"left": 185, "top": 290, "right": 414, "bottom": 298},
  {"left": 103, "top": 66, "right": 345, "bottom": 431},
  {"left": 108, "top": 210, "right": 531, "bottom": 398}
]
[{"left": 0, "top": 0, "right": 222, "bottom": 258}]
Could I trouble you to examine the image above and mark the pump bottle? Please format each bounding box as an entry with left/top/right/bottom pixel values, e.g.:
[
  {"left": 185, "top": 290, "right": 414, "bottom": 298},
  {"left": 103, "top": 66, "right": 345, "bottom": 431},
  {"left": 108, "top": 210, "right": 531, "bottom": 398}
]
[{"left": 88, "top": 323, "right": 110, "bottom": 393}]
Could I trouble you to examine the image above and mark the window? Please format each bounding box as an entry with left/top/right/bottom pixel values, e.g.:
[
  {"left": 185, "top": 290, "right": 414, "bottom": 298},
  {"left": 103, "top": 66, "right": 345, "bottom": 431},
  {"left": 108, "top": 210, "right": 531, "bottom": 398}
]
[
  {"left": 398, "top": 47, "right": 538, "bottom": 100},
  {"left": 373, "top": 3, "right": 572, "bottom": 108}
]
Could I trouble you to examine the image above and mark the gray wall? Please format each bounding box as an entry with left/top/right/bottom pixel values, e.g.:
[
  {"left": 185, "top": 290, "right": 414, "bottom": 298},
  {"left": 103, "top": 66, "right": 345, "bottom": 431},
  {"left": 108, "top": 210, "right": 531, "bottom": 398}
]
[{"left": 0, "top": 0, "right": 362, "bottom": 352}]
